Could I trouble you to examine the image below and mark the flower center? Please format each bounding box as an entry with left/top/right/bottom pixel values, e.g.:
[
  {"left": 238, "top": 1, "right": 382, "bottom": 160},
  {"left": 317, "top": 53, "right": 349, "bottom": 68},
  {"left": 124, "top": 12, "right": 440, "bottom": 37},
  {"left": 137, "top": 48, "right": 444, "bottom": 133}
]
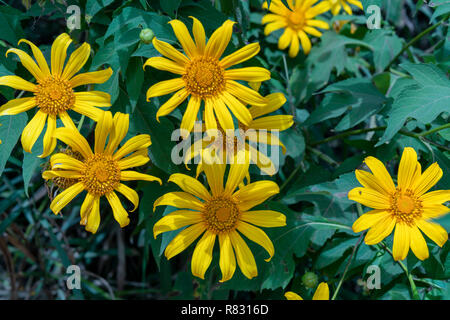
[
  {"left": 288, "top": 10, "right": 305, "bottom": 29},
  {"left": 81, "top": 153, "right": 121, "bottom": 196},
  {"left": 390, "top": 189, "right": 422, "bottom": 225},
  {"left": 183, "top": 56, "right": 225, "bottom": 99},
  {"left": 203, "top": 196, "right": 240, "bottom": 233},
  {"left": 35, "top": 76, "right": 75, "bottom": 115}
]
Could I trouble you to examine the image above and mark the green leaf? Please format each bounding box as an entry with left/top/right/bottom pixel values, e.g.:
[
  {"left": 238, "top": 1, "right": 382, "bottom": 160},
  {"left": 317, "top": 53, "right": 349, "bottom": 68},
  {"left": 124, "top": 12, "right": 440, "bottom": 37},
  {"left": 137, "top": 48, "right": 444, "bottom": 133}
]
[
  {"left": 0, "top": 113, "right": 28, "bottom": 176},
  {"left": 364, "top": 29, "right": 402, "bottom": 72},
  {"left": 85, "top": 0, "right": 114, "bottom": 18},
  {"left": 160, "top": 0, "right": 182, "bottom": 16},
  {"left": 22, "top": 129, "right": 45, "bottom": 197}
]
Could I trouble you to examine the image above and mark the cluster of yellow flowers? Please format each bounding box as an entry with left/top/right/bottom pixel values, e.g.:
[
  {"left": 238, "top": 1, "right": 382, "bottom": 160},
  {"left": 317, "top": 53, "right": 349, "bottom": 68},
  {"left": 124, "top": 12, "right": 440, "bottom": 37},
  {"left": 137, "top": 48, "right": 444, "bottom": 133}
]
[
  {"left": 0, "top": 5, "right": 448, "bottom": 286},
  {"left": 262, "top": 0, "right": 364, "bottom": 57}
]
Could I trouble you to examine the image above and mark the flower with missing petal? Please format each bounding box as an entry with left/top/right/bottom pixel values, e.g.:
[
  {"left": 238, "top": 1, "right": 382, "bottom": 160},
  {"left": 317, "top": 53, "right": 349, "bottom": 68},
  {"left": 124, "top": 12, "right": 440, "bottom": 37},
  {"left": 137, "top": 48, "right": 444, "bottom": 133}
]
[
  {"left": 262, "top": 0, "right": 330, "bottom": 57},
  {"left": 42, "top": 111, "right": 162, "bottom": 233},
  {"left": 285, "top": 282, "right": 330, "bottom": 300},
  {"left": 349, "top": 147, "right": 450, "bottom": 261},
  {"left": 144, "top": 17, "right": 270, "bottom": 137},
  {"left": 184, "top": 92, "right": 293, "bottom": 176},
  {"left": 327, "top": 0, "right": 363, "bottom": 16},
  {"left": 153, "top": 151, "right": 286, "bottom": 281},
  {"left": 0, "top": 33, "right": 113, "bottom": 157}
]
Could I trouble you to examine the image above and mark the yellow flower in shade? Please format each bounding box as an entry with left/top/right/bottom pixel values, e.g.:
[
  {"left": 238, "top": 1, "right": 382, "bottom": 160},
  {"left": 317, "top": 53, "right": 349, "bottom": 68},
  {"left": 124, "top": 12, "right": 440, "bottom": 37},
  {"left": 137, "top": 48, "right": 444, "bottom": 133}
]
[
  {"left": 42, "top": 111, "right": 162, "bottom": 233},
  {"left": 144, "top": 17, "right": 270, "bottom": 136},
  {"left": 285, "top": 282, "right": 330, "bottom": 300},
  {"left": 327, "top": 0, "right": 363, "bottom": 16},
  {"left": 262, "top": 0, "right": 331, "bottom": 57},
  {"left": 153, "top": 151, "right": 286, "bottom": 281},
  {"left": 0, "top": 33, "right": 113, "bottom": 157},
  {"left": 184, "top": 92, "right": 293, "bottom": 176},
  {"left": 349, "top": 147, "right": 450, "bottom": 261}
]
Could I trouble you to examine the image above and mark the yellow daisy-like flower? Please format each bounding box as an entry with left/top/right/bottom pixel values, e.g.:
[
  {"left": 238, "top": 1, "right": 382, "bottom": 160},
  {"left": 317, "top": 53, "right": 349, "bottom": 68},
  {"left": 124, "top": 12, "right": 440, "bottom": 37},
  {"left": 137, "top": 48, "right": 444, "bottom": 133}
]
[
  {"left": 262, "top": 0, "right": 331, "bottom": 57},
  {"left": 0, "top": 33, "right": 113, "bottom": 157},
  {"left": 349, "top": 147, "right": 450, "bottom": 261},
  {"left": 42, "top": 111, "right": 162, "bottom": 233},
  {"left": 185, "top": 92, "right": 293, "bottom": 176},
  {"left": 327, "top": 0, "right": 363, "bottom": 16},
  {"left": 285, "top": 282, "right": 330, "bottom": 300},
  {"left": 153, "top": 151, "right": 286, "bottom": 281},
  {"left": 144, "top": 17, "right": 270, "bottom": 136}
]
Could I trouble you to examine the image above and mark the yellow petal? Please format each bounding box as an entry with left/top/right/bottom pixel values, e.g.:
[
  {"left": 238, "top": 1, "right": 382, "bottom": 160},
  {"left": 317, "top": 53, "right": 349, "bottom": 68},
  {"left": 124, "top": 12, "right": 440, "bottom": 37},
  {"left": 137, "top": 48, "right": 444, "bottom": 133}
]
[
  {"left": 120, "top": 170, "right": 162, "bottom": 184},
  {"left": 50, "top": 153, "right": 85, "bottom": 171},
  {"left": 59, "top": 111, "right": 77, "bottom": 130},
  {"left": 18, "top": 39, "right": 51, "bottom": 76},
  {"left": 53, "top": 127, "right": 93, "bottom": 159},
  {"left": 190, "top": 16, "right": 206, "bottom": 54},
  {"left": 237, "top": 221, "right": 274, "bottom": 262},
  {"left": 240, "top": 210, "right": 286, "bottom": 227},
  {"left": 168, "top": 173, "right": 211, "bottom": 201},
  {"left": 0, "top": 75, "right": 37, "bottom": 92},
  {"left": 6, "top": 48, "right": 45, "bottom": 81},
  {"left": 0, "top": 97, "right": 36, "bottom": 116},
  {"left": 118, "top": 151, "right": 149, "bottom": 170},
  {"left": 392, "top": 223, "right": 411, "bottom": 261},
  {"left": 225, "top": 152, "right": 250, "bottom": 195},
  {"left": 205, "top": 20, "right": 235, "bottom": 60},
  {"left": 411, "top": 162, "right": 443, "bottom": 197},
  {"left": 115, "top": 183, "right": 140, "bottom": 212},
  {"left": 51, "top": 33, "right": 72, "bottom": 77},
  {"left": 278, "top": 28, "right": 294, "bottom": 50},
  {"left": 352, "top": 210, "right": 389, "bottom": 233},
  {"left": 105, "top": 112, "right": 129, "bottom": 154},
  {"left": 39, "top": 114, "right": 57, "bottom": 158},
  {"left": 168, "top": 19, "right": 197, "bottom": 58},
  {"left": 180, "top": 95, "right": 201, "bottom": 136},
  {"left": 50, "top": 182, "right": 84, "bottom": 214},
  {"left": 249, "top": 115, "right": 294, "bottom": 130},
  {"left": 409, "top": 226, "right": 429, "bottom": 261},
  {"left": 105, "top": 191, "right": 130, "bottom": 228},
  {"left": 348, "top": 187, "right": 390, "bottom": 210},
  {"left": 248, "top": 92, "right": 286, "bottom": 119},
  {"left": 144, "top": 56, "right": 185, "bottom": 74},
  {"left": 225, "top": 67, "right": 271, "bottom": 82},
  {"left": 69, "top": 68, "right": 113, "bottom": 88},
  {"left": 312, "top": 282, "right": 329, "bottom": 300},
  {"left": 94, "top": 111, "right": 113, "bottom": 153},
  {"left": 226, "top": 80, "right": 267, "bottom": 107},
  {"left": 213, "top": 97, "right": 234, "bottom": 131},
  {"left": 219, "top": 233, "right": 236, "bottom": 282},
  {"left": 363, "top": 156, "right": 396, "bottom": 193},
  {"left": 233, "top": 180, "right": 279, "bottom": 211},
  {"left": 191, "top": 230, "right": 216, "bottom": 279},
  {"left": 229, "top": 230, "right": 257, "bottom": 279},
  {"left": 113, "top": 134, "right": 151, "bottom": 160},
  {"left": 416, "top": 219, "right": 448, "bottom": 247},
  {"left": 364, "top": 216, "right": 396, "bottom": 245},
  {"left": 398, "top": 147, "right": 419, "bottom": 191},
  {"left": 420, "top": 190, "right": 450, "bottom": 205},
  {"left": 220, "top": 42, "right": 260, "bottom": 69},
  {"left": 21, "top": 110, "right": 47, "bottom": 153},
  {"left": 85, "top": 196, "right": 101, "bottom": 233},
  {"left": 152, "top": 37, "right": 189, "bottom": 66},
  {"left": 75, "top": 91, "right": 111, "bottom": 107},
  {"left": 156, "top": 88, "right": 189, "bottom": 122},
  {"left": 80, "top": 193, "right": 95, "bottom": 224},
  {"left": 165, "top": 223, "right": 206, "bottom": 259},
  {"left": 71, "top": 102, "right": 105, "bottom": 122},
  {"left": 264, "top": 21, "right": 286, "bottom": 36},
  {"left": 285, "top": 292, "right": 303, "bottom": 300},
  {"left": 355, "top": 169, "right": 391, "bottom": 197},
  {"left": 221, "top": 91, "right": 253, "bottom": 126},
  {"left": 306, "top": 19, "right": 330, "bottom": 30},
  {"left": 153, "top": 191, "right": 205, "bottom": 212},
  {"left": 146, "top": 77, "right": 185, "bottom": 99},
  {"left": 153, "top": 210, "right": 203, "bottom": 239},
  {"left": 61, "top": 42, "right": 91, "bottom": 80}
]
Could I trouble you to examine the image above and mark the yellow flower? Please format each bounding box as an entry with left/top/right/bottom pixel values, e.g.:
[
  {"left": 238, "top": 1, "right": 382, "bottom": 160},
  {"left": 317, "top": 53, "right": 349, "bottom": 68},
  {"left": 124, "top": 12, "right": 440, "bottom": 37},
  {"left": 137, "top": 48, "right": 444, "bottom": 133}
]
[
  {"left": 153, "top": 151, "right": 286, "bottom": 281},
  {"left": 262, "top": 0, "right": 330, "bottom": 57},
  {"left": 144, "top": 17, "right": 270, "bottom": 136},
  {"left": 42, "top": 111, "right": 162, "bottom": 233},
  {"left": 327, "top": 0, "right": 363, "bottom": 16},
  {"left": 285, "top": 282, "right": 330, "bottom": 300},
  {"left": 185, "top": 92, "right": 293, "bottom": 176},
  {"left": 0, "top": 33, "right": 113, "bottom": 157},
  {"left": 349, "top": 147, "right": 450, "bottom": 261}
]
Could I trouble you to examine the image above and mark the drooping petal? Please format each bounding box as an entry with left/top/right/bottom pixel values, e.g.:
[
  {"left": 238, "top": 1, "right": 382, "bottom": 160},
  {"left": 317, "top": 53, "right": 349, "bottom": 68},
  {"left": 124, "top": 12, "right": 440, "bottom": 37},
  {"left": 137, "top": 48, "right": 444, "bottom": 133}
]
[
  {"left": 50, "top": 182, "right": 85, "bottom": 214},
  {"left": 164, "top": 223, "right": 206, "bottom": 259},
  {"left": 213, "top": 97, "right": 234, "bottom": 131},
  {"left": 191, "top": 230, "right": 216, "bottom": 279},
  {"left": 39, "top": 114, "right": 57, "bottom": 158},
  {"left": 21, "top": 111, "right": 47, "bottom": 153},
  {"left": 278, "top": 28, "right": 294, "bottom": 50},
  {"left": 298, "top": 31, "right": 312, "bottom": 55},
  {"left": 416, "top": 219, "right": 448, "bottom": 247},
  {"left": 392, "top": 223, "right": 411, "bottom": 261},
  {"left": 105, "top": 191, "right": 130, "bottom": 228},
  {"left": 229, "top": 230, "right": 257, "bottom": 279},
  {"left": 18, "top": 39, "right": 51, "bottom": 76},
  {"left": 237, "top": 221, "right": 274, "bottom": 262},
  {"left": 59, "top": 111, "right": 77, "bottom": 130},
  {"left": 218, "top": 233, "right": 236, "bottom": 282},
  {"left": 409, "top": 226, "right": 429, "bottom": 260},
  {"left": 220, "top": 91, "right": 253, "bottom": 126},
  {"left": 180, "top": 95, "right": 201, "bottom": 136},
  {"left": 85, "top": 196, "right": 101, "bottom": 233},
  {"left": 6, "top": 48, "right": 45, "bottom": 81},
  {"left": 115, "top": 183, "right": 140, "bottom": 212},
  {"left": 53, "top": 127, "right": 93, "bottom": 159}
]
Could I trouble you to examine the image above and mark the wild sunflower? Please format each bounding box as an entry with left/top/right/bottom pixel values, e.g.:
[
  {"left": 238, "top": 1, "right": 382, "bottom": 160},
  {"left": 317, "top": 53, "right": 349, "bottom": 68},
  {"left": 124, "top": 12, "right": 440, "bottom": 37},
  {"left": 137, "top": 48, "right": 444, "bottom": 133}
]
[
  {"left": 184, "top": 91, "right": 293, "bottom": 176},
  {"left": 349, "top": 147, "right": 450, "bottom": 261},
  {"left": 144, "top": 17, "right": 270, "bottom": 137},
  {"left": 153, "top": 151, "right": 286, "bottom": 281},
  {"left": 261, "top": 0, "right": 331, "bottom": 57},
  {"left": 0, "top": 33, "right": 113, "bottom": 157},
  {"left": 327, "top": 0, "right": 363, "bottom": 16},
  {"left": 42, "top": 111, "right": 162, "bottom": 233},
  {"left": 285, "top": 282, "right": 330, "bottom": 300}
]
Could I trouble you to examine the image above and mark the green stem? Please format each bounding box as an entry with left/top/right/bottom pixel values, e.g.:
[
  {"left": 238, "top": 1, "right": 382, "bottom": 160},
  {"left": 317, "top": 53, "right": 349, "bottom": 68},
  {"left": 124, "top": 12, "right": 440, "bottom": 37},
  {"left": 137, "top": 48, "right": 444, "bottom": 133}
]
[
  {"left": 419, "top": 123, "right": 450, "bottom": 137},
  {"left": 331, "top": 233, "right": 364, "bottom": 300},
  {"left": 306, "top": 146, "right": 339, "bottom": 166},
  {"left": 77, "top": 115, "right": 85, "bottom": 131},
  {"left": 385, "top": 14, "right": 450, "bottom": 71},
  {"left": 381, "top": 243, "right": 420, "bottom": 300}
]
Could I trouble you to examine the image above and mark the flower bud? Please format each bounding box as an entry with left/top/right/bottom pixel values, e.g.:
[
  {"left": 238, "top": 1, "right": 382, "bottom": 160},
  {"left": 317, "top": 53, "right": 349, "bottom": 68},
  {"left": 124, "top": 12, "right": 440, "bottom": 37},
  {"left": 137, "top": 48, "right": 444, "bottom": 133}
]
[{"left": 140, "top": 28, "right": 154, "bottom": 44}]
